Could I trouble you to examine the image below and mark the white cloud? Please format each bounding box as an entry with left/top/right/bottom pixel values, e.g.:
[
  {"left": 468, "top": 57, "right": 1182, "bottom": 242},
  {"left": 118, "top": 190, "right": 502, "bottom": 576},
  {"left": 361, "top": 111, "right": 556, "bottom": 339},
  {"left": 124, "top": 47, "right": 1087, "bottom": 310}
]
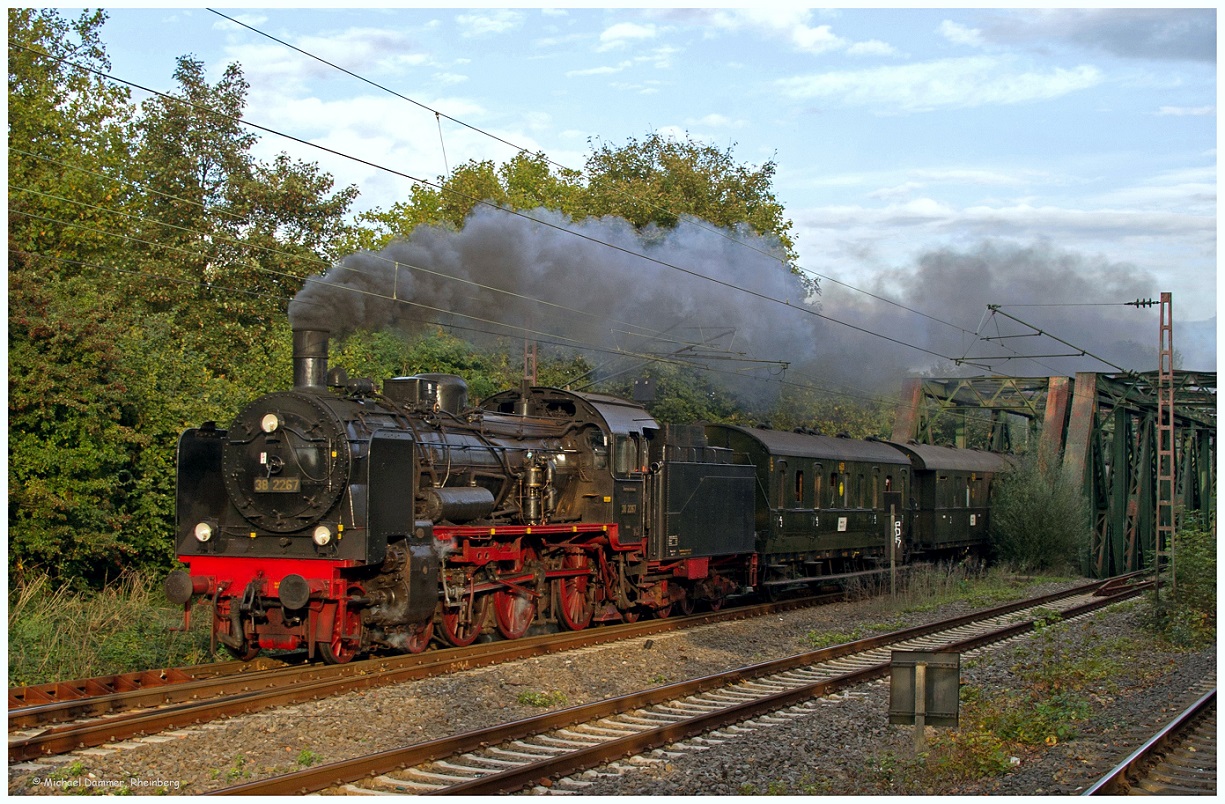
[
  {"left": 456, "top": 10, "right": 524, "bottom": 38},
  {"left": 938, "top": 20, "right": 985, "bottom": 48},
  {"left": 222, "top": 29, "right": 428, "bottom": 94},
  {"left": 610, "top": 80, "right": 663, "bottom": 96},
  {"left": 847, "top": 40, "right": 897, "bottom": 57},
  {"left": 777, "top": 56, "right": 1103, "bottom": 113},
  {"left": 598, "top": 22, "right": 659, "bottom": 52},
  {"left": 688, "top": 113, "right": 743, "bottom": 128},
  {"left": 868, "top": 182, "right": 925, "bottom": 200},
  {"left": 911, "top": 167, "right": 1042, "bottom": 187},
  {"left": 1157, "top": 105, "right": 1215, "bottom": 116},
  {"left": 1091, "top": 166, "right": 1216, "bottom": 213},
  {"left": 790, "top": 23, "right": 847, "bottom": 55},
  {"left": 705, "top": 8, "right": 887, "bottom": 56},
  {"left": 212, "top": 12, "right": 267, "bottom": 31},
  {"left": 566, "top": 63, "right": 630, "bottom": 78}
]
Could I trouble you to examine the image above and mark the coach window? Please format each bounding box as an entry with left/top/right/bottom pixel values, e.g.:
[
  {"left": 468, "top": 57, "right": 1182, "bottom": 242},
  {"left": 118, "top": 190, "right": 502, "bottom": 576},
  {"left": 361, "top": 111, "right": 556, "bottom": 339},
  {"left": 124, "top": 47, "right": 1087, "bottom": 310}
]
[
  {"left": 872, "top": 471, "right": 880, "bottom": 508},
  {"left": 776, "top": 460, "right": 788, "bottom": 508},
  {"left": 795, "top": 469, "right": 805, "bottom": 505},
  {"left": 813, "top": 470, "right": 823, "bottom": 509}
]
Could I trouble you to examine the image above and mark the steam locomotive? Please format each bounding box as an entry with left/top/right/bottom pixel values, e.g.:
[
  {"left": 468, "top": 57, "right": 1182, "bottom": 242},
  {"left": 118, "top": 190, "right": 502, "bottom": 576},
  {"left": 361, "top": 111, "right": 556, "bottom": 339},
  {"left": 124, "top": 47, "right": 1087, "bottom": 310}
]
[{"left": 165, "top": 329, "right": 1013, "bottom": 663}]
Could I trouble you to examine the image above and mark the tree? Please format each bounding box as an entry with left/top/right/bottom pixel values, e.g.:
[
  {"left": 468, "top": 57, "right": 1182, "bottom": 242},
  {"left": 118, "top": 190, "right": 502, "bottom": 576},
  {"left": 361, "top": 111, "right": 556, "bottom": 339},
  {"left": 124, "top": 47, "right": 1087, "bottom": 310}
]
[
  {"left": 9, "top": 15, "right": 361, "bottom": 586},
  {"left": 128, "top": 56, "right": 358, "bottom": 357},
  {"left": 8, "top": 10, "right": 147, "bottom": 585},
  {"left": 8, "top": 262, "right": 147, "bottom": 583},
  {"left": 580, "top": 132, "right": 797, "bottom": 265},
  {"left": 8, "top": 8, "right": 135, "bottom": 265},
  {"left": 340, "top": 133, "right": 805, "bottom": 418},
  {"left": 348, "top": 151, "right": 583, "bottom": 251}
]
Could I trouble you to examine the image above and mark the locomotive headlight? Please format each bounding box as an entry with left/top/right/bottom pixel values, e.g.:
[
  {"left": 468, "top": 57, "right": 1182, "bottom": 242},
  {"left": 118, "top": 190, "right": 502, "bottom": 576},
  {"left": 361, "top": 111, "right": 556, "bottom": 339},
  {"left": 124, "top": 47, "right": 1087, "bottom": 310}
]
[
  {"left": 312, "top": 525, "right": 333, "bottom": 546},
  {"left": 193, "top": 521, "right": 214, "bottom": 542},
  {"left": 260, "top": 413, "right": 281, "bottom": 433}
]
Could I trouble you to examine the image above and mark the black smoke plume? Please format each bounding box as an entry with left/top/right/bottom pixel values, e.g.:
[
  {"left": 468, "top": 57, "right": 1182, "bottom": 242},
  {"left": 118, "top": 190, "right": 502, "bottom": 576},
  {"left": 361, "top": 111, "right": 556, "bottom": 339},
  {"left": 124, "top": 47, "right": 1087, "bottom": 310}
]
[
  {"left": 288, "top": 208, "right": 1212, "bottom": 414},
  {"left": 289, "top": 206, "right": 815, "bottom": 409}
]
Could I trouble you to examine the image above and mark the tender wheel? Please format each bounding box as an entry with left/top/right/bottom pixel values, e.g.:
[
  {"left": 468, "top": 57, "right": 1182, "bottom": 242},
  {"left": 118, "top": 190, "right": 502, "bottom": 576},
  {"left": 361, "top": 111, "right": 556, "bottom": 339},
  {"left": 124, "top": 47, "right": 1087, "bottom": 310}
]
[
  {"left": 554, "top": 551, "right": 594, "bottom": 631},
  {"left": 439, "top": 594, "right": 488, "bottom": 648},
  {"left": 677, "top": 592, "right": 695, "bottom": 616},
  {"left": 708, "top": 595, "right": 726, "bottom": 612},
  {"left": 494, "top": 548, "right": 538, "bottom": 640},
  {"left": 654, "top": 602, "right": 673, "bottom": 619},
  {"left": 320, "top": 603, "right": 362, "bottom": 664}
]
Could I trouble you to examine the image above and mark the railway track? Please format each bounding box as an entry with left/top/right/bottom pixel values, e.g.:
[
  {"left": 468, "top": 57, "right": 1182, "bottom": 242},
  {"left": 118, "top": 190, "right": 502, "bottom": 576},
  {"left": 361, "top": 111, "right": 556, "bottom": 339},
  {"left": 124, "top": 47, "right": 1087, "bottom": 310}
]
[
  {"left": 209, "top": 580, "right": 1146, "bottom": 795},
  {"left": 8, "top": 594, "right": 829, "bottom": 762},
  {"left": 7, "top": 654, "right": 302, "bottom": 710},
  {"left": 1084, "top": 685, "right": 1216, "bottom": 796}
]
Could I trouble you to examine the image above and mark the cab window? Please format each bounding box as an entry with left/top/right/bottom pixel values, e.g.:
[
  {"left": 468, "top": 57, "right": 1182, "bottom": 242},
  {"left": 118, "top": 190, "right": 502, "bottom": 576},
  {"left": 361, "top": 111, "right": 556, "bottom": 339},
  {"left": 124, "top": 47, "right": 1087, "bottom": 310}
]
[
  {"left": 589, "top": 429, "right": 608, "bottom": 470},
  {"left": 613, "top": 434, "right": 642, "bottom": 477}
]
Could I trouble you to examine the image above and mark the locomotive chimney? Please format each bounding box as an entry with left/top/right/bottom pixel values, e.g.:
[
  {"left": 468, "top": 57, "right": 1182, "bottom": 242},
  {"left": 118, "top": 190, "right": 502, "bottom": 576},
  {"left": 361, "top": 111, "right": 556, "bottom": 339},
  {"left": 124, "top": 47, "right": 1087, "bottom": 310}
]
[{"left": 293, "top": 328, "right": 329, "bottom": 390}]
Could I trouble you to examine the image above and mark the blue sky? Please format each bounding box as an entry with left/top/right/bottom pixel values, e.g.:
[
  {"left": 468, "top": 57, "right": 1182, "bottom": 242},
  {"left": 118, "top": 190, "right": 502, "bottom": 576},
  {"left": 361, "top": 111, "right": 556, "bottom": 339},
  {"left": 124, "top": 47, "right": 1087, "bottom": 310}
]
[{"left": 80, "top": 6, "right": 1216, "bottom": 372}]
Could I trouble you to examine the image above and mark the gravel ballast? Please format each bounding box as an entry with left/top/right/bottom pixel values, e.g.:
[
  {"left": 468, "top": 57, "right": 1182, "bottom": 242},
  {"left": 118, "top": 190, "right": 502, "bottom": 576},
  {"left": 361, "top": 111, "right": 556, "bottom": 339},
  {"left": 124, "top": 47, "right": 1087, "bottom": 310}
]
[{"left": 8, "top": 579, "right": 1214, "bottom": 796}]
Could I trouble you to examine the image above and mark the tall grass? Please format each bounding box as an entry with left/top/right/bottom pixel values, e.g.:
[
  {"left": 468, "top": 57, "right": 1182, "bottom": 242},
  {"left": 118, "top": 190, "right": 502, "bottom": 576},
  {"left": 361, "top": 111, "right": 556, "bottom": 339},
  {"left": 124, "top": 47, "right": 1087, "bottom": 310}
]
[
  {"left": 8, "top": 572, "right": 215, "bottom": 687},
  {"left": 848, "top": 562, "right": 1076, "bottom": 620}
]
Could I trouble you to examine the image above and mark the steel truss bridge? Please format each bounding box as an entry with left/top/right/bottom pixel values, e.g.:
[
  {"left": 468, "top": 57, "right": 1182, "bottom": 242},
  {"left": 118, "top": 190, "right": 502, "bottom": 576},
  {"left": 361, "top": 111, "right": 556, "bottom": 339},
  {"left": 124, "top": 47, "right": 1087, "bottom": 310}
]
[{"left": 891, "top": 372, "right": 1216, "bottom": 577}]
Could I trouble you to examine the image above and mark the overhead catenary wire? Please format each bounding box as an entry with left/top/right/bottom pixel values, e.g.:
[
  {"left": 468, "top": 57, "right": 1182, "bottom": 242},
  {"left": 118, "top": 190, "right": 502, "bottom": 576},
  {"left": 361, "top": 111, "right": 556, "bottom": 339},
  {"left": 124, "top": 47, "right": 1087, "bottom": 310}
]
[
  {"left": 9, "top": 173, "right": 716, "bottom": 352},
  {"left": 8, "top": 38, "right": 970, "bottom": 370},
  {"left": 11, "top": 35, "right": 1147, "bottom": 422},
  {"left": 203, "top": 7, "right": 981, "bottom": 342},
  {"left": 968, "top": 305, "right": 1133, "bottom": 375},
  {"left": 6, "top": 84, "right": 1092, "bottom": 433},
  {"left": 14, "top": 243, "right": 1020, "bottom": 431}
]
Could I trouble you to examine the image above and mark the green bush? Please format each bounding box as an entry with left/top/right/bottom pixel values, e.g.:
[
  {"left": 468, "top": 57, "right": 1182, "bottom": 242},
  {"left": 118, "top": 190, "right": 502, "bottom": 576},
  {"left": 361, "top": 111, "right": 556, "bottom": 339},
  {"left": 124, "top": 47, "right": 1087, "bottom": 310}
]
[
  {"left": 1171, "top": 523, "right": 1215, "bottom": 624},
  {"left": 989, "top": 454, "right": 1091, "bottom": 572},
  {"left": 1139, "top": 524, "right": 1216, "bottom": 648}
]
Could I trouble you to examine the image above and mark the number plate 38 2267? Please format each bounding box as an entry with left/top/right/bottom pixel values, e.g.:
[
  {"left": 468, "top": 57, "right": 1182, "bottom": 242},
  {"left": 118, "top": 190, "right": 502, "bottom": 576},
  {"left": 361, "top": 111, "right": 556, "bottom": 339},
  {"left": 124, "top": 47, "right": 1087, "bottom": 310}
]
[{"left": 254, "top": 476, "right": 301, "bottom": 493}]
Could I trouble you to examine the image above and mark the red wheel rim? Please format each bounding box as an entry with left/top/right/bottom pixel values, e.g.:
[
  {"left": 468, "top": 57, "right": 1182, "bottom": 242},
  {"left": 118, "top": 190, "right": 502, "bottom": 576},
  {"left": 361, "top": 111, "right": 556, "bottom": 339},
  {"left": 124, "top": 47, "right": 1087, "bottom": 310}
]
[
  {"left": 555, "top": 552, "right": 594, "bottom": 631},
  {"left": 321, "top": 604, "right": 362, "bottom": 664},
  {"left": 403, "top": 619, "right": 433, "bottom": 654},
  {"left": 654, "top": 602, "right": 673, "bottom": 619},
  {"left": 439, "top": 594, "right": 488, "bottom": 647},
  {"left": 677, "top": 593, "right": 695, "bottom": 616},
  {"left": 708, "top": 595, "right": 725, "bottom": 611},
  {"left": 494, "top": 590, "right": 535, "bottom": 639},
  {"left": 621, "top": 607, "right": 641, "bottom": 623},
  {"left": 494, "top": 549, "right": 537, "bottom": 640}
]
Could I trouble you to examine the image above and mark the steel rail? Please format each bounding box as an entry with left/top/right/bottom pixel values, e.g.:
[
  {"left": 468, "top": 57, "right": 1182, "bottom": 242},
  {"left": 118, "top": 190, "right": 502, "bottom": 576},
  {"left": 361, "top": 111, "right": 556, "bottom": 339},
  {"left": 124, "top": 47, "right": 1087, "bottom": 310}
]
[
  {"left": 430, "top": 590, "right": 1145, "bottom": 796},
  {"left": 7, "top": 594, "right": 825, "bottom": 759},
  {"left": 1082, "top": 688, "right": 1217, "bottom": 795},
  {"left": 8, "top": 654, "right": 302, "bottom": 709},
  {"left": 209, "top": 580, "right": 1141, "bottom": 795}
]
